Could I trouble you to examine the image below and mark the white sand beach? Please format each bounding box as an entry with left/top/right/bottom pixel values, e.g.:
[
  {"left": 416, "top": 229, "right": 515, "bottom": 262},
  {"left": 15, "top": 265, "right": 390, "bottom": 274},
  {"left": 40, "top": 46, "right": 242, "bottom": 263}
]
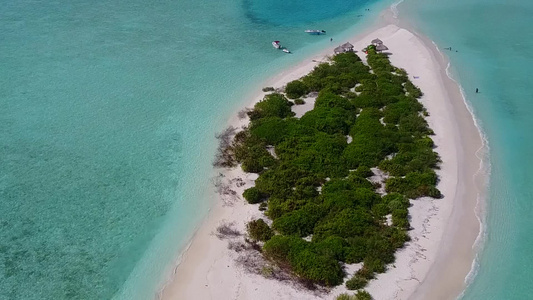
[{"left": 158, "top": 7, "right": 484, "bottom": 300}]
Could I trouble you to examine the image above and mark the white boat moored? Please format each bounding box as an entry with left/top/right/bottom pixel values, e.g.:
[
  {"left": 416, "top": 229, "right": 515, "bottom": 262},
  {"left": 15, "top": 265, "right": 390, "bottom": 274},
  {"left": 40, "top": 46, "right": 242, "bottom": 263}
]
[{"left": 305, "top": 30, "right": 326, "bottom": 35}]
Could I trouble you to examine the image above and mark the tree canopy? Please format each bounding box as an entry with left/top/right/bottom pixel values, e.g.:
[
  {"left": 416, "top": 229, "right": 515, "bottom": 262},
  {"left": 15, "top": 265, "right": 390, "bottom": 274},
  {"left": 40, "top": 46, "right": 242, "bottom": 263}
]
[{"left": 230, "top": 50, "right": 440, "bottom": 291}]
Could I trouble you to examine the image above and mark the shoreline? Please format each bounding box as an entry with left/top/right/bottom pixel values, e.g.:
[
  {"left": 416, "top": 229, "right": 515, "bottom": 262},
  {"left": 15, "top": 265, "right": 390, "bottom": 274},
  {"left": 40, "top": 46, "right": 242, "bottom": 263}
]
[
  {"left": 397, "top": 26, "right": 488, "bottom": 300},
  {"left": 363, "top": 10, "right": 486, "bottom": 299},
  {"left": 158, "top": 6, "right": 485, "bottom": 300}
]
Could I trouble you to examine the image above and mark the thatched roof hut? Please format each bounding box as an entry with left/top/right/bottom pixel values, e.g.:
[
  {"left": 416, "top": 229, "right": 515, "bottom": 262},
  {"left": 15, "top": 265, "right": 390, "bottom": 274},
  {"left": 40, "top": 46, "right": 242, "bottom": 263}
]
[
  {"left": 371, "top": 38, "right": 383, "bottom": 45},
  {"left": 376, "top": 44, "right": 389, "bottom": 52},
  {"left": 334, "top": 46, "right": 344, "bottom": 54},
  {"left": 341, "top": 42, "right": 354, "bottom": 51}
]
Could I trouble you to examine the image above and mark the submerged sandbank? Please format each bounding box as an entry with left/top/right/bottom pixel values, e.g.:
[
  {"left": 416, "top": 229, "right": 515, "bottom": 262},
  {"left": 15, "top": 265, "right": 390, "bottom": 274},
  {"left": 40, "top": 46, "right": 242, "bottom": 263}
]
[{"left": 158, "top": 7, "right": 484, "bottom": 300}]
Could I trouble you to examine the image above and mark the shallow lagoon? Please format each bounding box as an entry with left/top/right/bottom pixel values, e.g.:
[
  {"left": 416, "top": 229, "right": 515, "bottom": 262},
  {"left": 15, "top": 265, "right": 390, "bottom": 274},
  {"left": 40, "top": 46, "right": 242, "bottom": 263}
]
[{"left": 0, "top": 0, "right": 389, "bottom": 298}]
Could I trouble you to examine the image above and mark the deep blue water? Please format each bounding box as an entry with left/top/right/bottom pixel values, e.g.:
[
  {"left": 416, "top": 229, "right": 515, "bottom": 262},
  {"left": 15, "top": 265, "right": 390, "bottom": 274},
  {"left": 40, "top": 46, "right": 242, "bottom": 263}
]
[
  {"left": 244, "top": 0, "right": 374, "bottom": 25},
  {"left": 0, "top": 0, "right": 388, "bottom": 299}
]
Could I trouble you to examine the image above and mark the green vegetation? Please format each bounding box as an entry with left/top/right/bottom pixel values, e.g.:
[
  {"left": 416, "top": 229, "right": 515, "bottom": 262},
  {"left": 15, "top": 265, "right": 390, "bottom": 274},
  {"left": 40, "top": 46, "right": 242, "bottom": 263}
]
[
  {"left": 336, "top": 294, "right": 356, "bottom": 300},
  {"left": 336, "top": 291, "right": 373, "bottom": 300},
  {"left": 247, "top": 219, "right": 274, "bottom": 242},
  {"left": 247, "top": 93, "right": 295, "bottom": 121},
  {"left": 355, "top": 290, "right": 373, "bottom": 300},
  {"left": 243, "top": 187, "right": 264, "bottom": 204},
  {"left": 285, "top": 80, "right": 309, "bottom": 99},
  {"left": 386, "top": 171, "right": 441, "bottom": 199},
  {"left": 228, "top": 50, "right": 440, "bottom": 291},
  {"left": 263, "top": 235, "right": 344, "bottom": 286},
  {"left": 346, "top": 275, "right": 368, "bottom": 290},
  {"left": 294, "top": 98, "right": 306, "bottom": 105}
]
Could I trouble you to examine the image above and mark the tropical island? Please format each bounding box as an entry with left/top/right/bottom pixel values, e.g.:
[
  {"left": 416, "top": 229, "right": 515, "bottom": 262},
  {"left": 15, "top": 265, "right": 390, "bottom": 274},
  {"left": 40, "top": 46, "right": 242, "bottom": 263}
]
[
  {"left": 160, "top": 22, "right": 483, "bottom": 300},
  {"left": 214, "top": 48, "right": 441, "bottom": 298}
]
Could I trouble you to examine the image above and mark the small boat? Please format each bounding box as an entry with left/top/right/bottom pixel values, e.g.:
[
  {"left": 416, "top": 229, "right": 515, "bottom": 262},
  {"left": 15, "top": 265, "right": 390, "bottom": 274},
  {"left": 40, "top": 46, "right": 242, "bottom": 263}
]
[
  {"left": 282, "top": 48, "right": 291, "bottom": 53},
  {"left": 272, "top": 41, "right": 281, "bottom": 49},
  {"left": 305, "top": 30, "right": 326, "bottom": 35}
]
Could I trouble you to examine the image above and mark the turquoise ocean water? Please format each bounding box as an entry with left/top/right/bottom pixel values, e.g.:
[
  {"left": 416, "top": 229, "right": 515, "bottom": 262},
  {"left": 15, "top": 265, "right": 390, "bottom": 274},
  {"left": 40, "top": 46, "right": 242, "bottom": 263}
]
[
  {"left": 399, "top": 0, "right": 533, "bottom": 298},
  {"left": 0, "top": 0, "right": 392, "bottom": 299},
  {"left": 4, "top": 0, "right": 530, "bottom": 298}
]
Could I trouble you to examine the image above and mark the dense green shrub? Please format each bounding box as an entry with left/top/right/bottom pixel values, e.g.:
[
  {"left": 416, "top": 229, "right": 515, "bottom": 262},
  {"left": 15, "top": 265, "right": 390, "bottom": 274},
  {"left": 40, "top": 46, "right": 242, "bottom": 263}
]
[
  {"left": 355, "top": 290, "right": 373, "bottom": 300},
  {"left": 300, "top": 107, "right": 352, "bottom": 135},
  {"left": 291, "top": 248, "right": 344, "bottom": 286},
  {"left": 250, "top": 117, "right": 288, "bottom": 145},
  {"left": 254, "top": 163, "right": 311, "bottom": 198},
  {"left": 247, "top": 219, "right": 274, "bottom": 242},
  {"left": 300, "top": 52, "right": 370, "bottom": 93},
  {"left": 272, "top": 204, "right": 325, "bottom": 237},
  {"left": 313, "top": 236, "right": 347, "bottom": 261},
  {"left": 241, "top": 157, "right": 265, "bottom": 173},
  {"left": 294, "top": 98, "right": 305, "bottom": 105},
  {"left": 315, "top": 89, "right": 355, "bottom": 111},
  {"left": 263, "top": 235, "right": 306, "bottom": 262},
  {"left": 392, "top": 208, "right": 410, "bottom": 229},
  {"left": 366, "top": 49, "right": 394, "bottom": 74},
  {"left": 346, "top": 275, "right": 368, "bottom": 290},
  {"left": 243, "top": 187, "right": 263, "bottom": 204},
  {"left": 263, "top": 235, "right": 344, "bottom": 286},
  {"left": 265, "top": 198, "right": 308, "bottom": 220},
  {"left": 230, "top": 49, "right": 440, "bottom": 293},
  {"left": 233, "top": 132, "right": 276, "bottom": 173},
  {"left": 379, "top": 138, "right": 440, "bottom": 177},
  {"left": 294, "top": 176, "right": 320, "bottom": 199},
  {"left": 285, "top": 80, "right": 309, "bottom": 99},
  {"left": 344, "top": 236, "right": 367, "bottom": 263},
  {"left": 313, "top": 208, "right": 375, "bottom": 240},
  {"left": 248, "top": 93, "right": 295, "bottom": 121},
  {"left": 355, "top": 264, "right": 375, "bottom": 280},
  {"left": 382, "top": 95, "right": 423, "bottom": 125},
  {"left": 363, "top": 257, "right": 386, "bottom": 273},
  {"left": 371, "top": 203, "right": 389, "bottom": 218},
  {"left": 346, "top": 174, "right": 375, "bottom": 190},
  {"left": 353, "top": 166, "right": 373, "bottom": 178},
  {"left": 382, "top": 193, "right": 410, "bottom": 209},
  {"left": 386, "top": 171, "right": 442, "bottom": 199},
  {"left": 336, "top": 292, "right": 372, "bottom": 300},
  {"left": 386, "top": 226, "right": 411, "bottom": 248},
  {"left": 364, "top": 235, "right": 395, "bottom": 265},
  {"left": 343, "top": 108, "right": 398, "bottom": 168},
  {"left": 405, "top": 80, "right": 423, "bottom": 98},
  {"left": 398, "top": 114, "right": 431, "bottom": 136},
  {"left": 336, "top": 294, "right": 356, "bottom": 300},
  {"left": 343, "top": 137, "right": 391, "bottom": 169},
  {"left": 275, "top": 132, "right": 349, "bottom": 178}
]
